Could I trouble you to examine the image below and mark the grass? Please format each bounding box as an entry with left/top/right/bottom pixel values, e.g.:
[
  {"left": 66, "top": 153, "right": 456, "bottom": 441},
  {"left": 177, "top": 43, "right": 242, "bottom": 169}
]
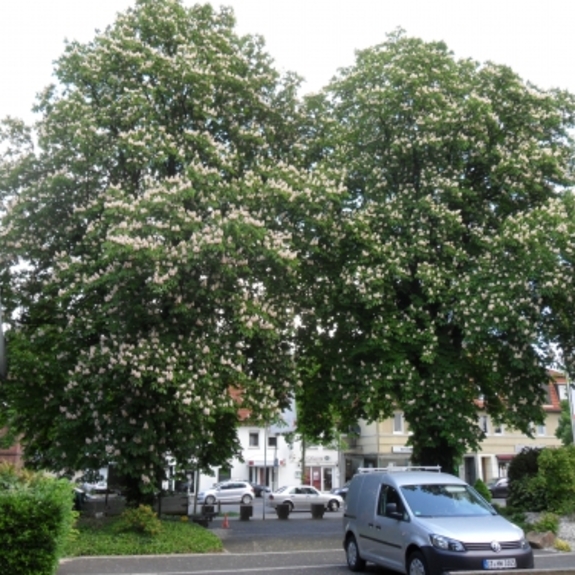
[{"left": 62, "top": 515, "right": 223, "bottom": 557}]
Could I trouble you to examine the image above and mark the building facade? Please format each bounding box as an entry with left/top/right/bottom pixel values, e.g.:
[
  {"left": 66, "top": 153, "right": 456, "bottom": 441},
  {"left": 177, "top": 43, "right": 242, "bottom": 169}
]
[
  {"left": 194, "top": 426, "right": 342, "bottom": 493},
  {"left": 341, "top": 370, "right": 567, "bottom": 486}
]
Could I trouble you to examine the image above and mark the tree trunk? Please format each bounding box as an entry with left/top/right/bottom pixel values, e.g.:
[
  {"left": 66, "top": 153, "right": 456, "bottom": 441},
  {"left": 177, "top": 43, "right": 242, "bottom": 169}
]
[
  {"left": 122, "top": 474, "right": 155, "bottom": 507},
  {"left": 411, "top": 441, "right": 457, "bottom": 476},
  {"left": 300, "top": 437, "right": 306, "bottom": 483}
]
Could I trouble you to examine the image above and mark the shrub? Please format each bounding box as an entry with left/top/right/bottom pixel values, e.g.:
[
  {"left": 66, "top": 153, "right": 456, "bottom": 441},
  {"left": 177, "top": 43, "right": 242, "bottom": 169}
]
[
  {"left": 554, "top": 539, "right": 572, "bottom": 552},
  {"left": 473, "top": 478, "right": 491, "bottom": 502},
  {"left": 537, "top": 446, "right": 575, "bottom": 514},
  {"left": 0, "top": 463, "right": 77, "bottom": 575},
  {"left": 114, "top": 504, "right": 162, "bottom": 537},
  {"left": 507, "top": 474, "right": 547, "bottom": 512},
  {"left": 507, "top": 448, "right": 545, "bottom": 511},
  {"left": 508, "top": 447, "right": 541, "bottom": 482},
  {"left": 507, "top": 446, "right": 575, "bottom": 514},
  {"left": 533, "top": 512, "right": 559, "bottom": 534},
  {"left": 0, "top": 463, "right": 37, "bottom": 489}
]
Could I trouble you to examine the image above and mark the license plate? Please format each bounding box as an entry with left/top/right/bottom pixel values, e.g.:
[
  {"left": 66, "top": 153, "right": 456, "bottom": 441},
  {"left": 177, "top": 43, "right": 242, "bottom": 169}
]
[{"left": 483, "top": 559, "right": 517, "bottom": 569}]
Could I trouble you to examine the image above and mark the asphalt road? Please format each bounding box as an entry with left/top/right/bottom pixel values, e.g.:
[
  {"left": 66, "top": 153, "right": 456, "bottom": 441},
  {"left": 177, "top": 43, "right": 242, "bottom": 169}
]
[{"left": 58, "top": 504, "right": 575, "bottom": 575}]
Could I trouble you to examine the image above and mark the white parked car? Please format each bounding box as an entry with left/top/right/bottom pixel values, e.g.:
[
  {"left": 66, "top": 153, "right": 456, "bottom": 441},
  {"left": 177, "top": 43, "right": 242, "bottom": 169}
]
[
  {"left": 267, "top": 484, "right": 343, "bottom": 512},
  {"left": 197, "top": 480, "right": 254, "bottom": 505}
]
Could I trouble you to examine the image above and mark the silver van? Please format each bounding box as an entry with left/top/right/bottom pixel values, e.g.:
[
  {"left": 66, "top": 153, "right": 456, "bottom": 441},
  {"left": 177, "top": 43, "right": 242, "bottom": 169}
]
[{"left": 343, "top": 467, "right": 533, "bottom": 574}]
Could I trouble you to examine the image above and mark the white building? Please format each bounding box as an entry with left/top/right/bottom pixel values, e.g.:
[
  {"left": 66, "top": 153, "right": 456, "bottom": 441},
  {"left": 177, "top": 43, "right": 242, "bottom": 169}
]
[{"left": 194, "top": 425, "right": 343, "bottom": 493}]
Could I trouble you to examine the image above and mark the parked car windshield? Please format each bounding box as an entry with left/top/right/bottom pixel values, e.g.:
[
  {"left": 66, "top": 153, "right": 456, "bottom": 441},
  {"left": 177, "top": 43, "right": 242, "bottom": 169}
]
[{"left": 400, "top": 483, "right": 495, "bottom": 517}]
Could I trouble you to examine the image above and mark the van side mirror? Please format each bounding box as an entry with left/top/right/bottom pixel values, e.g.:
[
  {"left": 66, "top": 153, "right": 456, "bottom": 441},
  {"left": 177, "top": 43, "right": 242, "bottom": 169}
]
[{"left": 386, "top": 503, "right": 404, "bottom": 520}]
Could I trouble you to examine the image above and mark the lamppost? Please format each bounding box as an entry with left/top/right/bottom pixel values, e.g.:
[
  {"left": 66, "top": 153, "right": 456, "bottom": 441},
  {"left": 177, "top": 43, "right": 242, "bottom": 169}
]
[
  {"left": 0, "top": 292, "right": 7, "bottom": 381},
  {"left": 566, "top": 371, "right": 575, "bottom": 444},
  {"left": 273, "top": 436, "right": 279, "bottom": 491},
  {"left": 263, "top": 425, "right": 268, "bottom": 520}
]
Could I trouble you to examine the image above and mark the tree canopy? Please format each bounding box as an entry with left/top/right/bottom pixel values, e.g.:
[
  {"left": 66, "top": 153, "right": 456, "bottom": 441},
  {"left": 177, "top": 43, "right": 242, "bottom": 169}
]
[
  {"left": 555, "top": 400, "right": 574, "bottom": 446},
  {"left": 2, "top": 12, "right": 575, "bottom": 489},
  {"left": 0, "top": 0, "right": 342, "bottom": 502},
  {"left": 295, "top": 32, "right": 575, "bottom": 472}
]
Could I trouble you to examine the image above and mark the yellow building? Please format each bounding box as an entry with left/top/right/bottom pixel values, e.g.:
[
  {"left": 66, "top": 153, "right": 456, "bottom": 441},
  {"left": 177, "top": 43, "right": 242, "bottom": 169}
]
[{"left": 344, "top": 370, "right": 566, "bottom": 484}]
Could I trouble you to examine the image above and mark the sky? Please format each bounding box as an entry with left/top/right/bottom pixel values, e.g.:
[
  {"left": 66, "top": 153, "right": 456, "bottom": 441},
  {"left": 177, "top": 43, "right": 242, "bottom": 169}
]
[{"left": 0, "top": 0, "right": 574, "bottom": 125}]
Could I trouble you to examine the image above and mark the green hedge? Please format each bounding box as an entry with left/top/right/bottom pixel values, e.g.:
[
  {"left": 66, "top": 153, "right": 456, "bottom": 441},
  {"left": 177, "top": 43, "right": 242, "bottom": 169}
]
[
  {"left": 538, "top": 446, "right": 575, "bottom": 515},
  {"left": 0, "top": 463, "right": 77, "bottom": 575},
  {"left": 507, "top": 446, "right": 575, "bottom": 515}
]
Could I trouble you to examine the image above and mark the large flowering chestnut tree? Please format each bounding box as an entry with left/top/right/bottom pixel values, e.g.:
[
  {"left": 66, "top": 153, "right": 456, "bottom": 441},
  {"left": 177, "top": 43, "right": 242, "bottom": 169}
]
[
  {"left": 296, "top": 32, "right": 575, "bottom": 473},
  {"left": 0, "top": 0, "right": 342, "bottom": 503}
]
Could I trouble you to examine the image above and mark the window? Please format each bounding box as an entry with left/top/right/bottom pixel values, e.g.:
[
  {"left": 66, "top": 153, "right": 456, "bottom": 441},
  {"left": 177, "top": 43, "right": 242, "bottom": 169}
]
[
  {"left": 268, "top": 436, "right": 277, "bottom": 447},
  {"left": 393, "top": 412, "right": 404, "bottom": 434},
  {"left": 542, "top": 384, "right": 552, "bottom": 405},
  {"left": 479, "top": 415, "right": 488, "bottom": 434},
  {"left": 537, "top": 424, "right": 546, "bottom": 436},
  {"left": 558, "top": 385, "right": 568, "bottom": 402},
  {"left": 377, "top": 485, "right": 405, "bottom": 519},
  {"left": 493, "top": 423, "right": 503, "bottom": 435},
  {"left": 401, "top": 483, "right": 492, "bottom": 517},
  {"left": 249, "top": 432, "right": 259, "bottom": 447}
]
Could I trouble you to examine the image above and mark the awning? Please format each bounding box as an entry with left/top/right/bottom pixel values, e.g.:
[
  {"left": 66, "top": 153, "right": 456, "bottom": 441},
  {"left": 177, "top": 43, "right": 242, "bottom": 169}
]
[{"left": 496, "top": 454, "right": 515, "bottom": 461}]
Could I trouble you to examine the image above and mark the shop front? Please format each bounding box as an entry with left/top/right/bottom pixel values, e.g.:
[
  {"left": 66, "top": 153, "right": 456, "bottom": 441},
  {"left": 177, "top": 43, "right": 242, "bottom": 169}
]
[{"left": 303, "top": 454, "right": 337, "bottom": 491}]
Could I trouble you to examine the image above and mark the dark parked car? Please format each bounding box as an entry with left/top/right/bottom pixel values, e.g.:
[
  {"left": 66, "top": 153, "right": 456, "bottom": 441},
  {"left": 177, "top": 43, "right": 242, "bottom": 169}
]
[
  {"left": 330, "top": 480, "right": 350, "bottom": 500},
  {"left": 174, "top": 480, "right": 192, "bottom": 493},
  {"left": 488, "top": 476, "right": 509, "bottom": 498},
  {"left": 247, "top": 481, "right": 269, "bottom": 498},
  {"left": 234, "top": 479, "right": 269, "bottom": 497}
]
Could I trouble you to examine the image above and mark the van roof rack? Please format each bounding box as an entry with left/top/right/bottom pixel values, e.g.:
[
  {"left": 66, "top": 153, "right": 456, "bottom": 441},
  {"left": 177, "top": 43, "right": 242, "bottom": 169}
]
[{"left": 356, "top": 466, "right": 441, "bottom": 474}]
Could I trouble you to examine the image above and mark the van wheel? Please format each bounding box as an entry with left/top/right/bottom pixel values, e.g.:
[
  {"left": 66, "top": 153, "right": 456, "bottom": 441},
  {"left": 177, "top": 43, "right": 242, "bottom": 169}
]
[
  {"left": 345, "top": 535, "right": 366, "bottom": 572},
  {"left": 408, "top": 551, "right": 428, "bottom": 575},
  {"left": 241, "top": 494, "right": 252, "bottom": 504},
  {"left": 205, "top": 495, "right": 216, "bottom": 505}
]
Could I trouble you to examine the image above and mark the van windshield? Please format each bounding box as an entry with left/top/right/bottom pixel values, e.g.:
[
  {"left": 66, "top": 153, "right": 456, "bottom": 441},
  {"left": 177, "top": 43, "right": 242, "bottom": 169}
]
[{"left": 400, "top": 483, "right": 495, "bottom": 517}]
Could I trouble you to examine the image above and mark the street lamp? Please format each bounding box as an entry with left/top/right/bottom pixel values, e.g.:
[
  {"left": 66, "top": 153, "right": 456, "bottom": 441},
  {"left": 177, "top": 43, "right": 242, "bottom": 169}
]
[
  {"left": 263, "top": 426, "right": 268, "bottom": 520},
  {"left": 0, "top": 292, "right": 6, "bottom": 380},
  {"left": 566, "top": 371, "right": 575, "bottom": 445},
  {"left": 273, "top": 435, "right": 279, "bottom": 491}
]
